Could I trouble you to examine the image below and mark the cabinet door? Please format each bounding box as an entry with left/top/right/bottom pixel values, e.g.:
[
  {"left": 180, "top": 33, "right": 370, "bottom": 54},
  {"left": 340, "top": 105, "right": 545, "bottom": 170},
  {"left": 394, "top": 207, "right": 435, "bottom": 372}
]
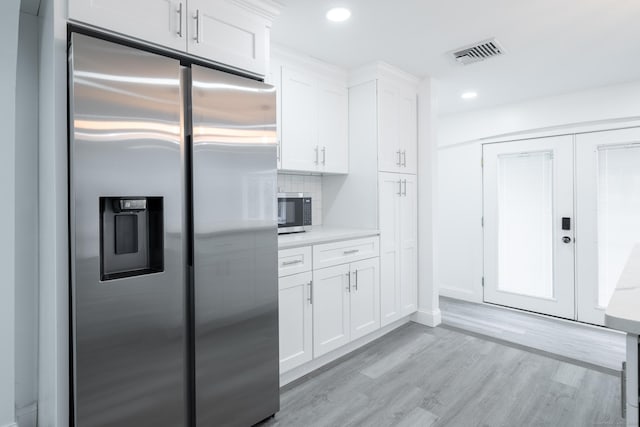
[
  {"left": 313, "top": 264, "right": 350, "bottom": 357},
  {"left": 378, "top": 80, "right": 401, "bottom": 173},
  {"left": 69, "top": 0, "right": 186, "bottom": 51},
  {"left": 398, "top": 90, "right": 417, "bottom": 174},
  {"left": 378, "top": 173, "right": 402, "bottom": 326},
  {"left": 188, "top": 0, "right": 267, "bottom": 75},
  {"left": 400, "top": 175, "right": 418, "bottom": 315},
  {"left": 317, "top": 81, "right": 349, "bottom": 174},
  {"left": 350, "top": 258, "right": 380, "bottom": 340},
  {"left": 281, "top": 67, "right": 319, "bottom": 172},
  {"left": 278, "top": 272, "right": 313, "bottom": 372}
]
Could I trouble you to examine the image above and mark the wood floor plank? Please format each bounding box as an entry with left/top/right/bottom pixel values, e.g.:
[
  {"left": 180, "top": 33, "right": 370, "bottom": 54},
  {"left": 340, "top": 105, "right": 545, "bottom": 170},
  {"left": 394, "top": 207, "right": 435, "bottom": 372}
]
[
  {"left": 259, "top": 323, "right": 624, "bottom": 427},
  {"left": 440, "top": 296, "right": 625, "bottom": 372}
]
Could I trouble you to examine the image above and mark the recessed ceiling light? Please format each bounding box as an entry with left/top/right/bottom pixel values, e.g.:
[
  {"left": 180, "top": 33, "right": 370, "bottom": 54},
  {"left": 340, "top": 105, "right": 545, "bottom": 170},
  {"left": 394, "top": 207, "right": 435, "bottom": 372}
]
[
  {"left": 326, "top": 7, "right": 351, "bottom": 22},
  {"left": 461, "top": 91, "right": 478, "bottom": 100}
]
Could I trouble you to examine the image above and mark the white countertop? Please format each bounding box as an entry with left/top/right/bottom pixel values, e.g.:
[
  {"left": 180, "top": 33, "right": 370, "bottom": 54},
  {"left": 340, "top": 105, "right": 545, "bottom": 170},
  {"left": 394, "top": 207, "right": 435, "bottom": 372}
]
[
  {"left": 278, "top": 226, "right": 380, "bottom": 249},
  {"left": 605, "top": 244, "right": 640, "bottom": 335}
]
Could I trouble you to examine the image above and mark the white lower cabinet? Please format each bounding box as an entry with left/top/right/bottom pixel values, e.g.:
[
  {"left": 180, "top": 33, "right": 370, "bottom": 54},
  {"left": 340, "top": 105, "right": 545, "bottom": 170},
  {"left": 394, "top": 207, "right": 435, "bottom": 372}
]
[
  {"left": 278, "top": 237, "right": 381, "bottom": 373},
  {"left": 312, "top": 264, "right": 351, "bottom": 357},
  {"left": 349, "top": 257, "right": 381, "bottom": 340},
  {"left": 278, "top": 271, "right": 313, "bottom": 373},
  {"left": 313, "top": 257, "right": 380, "bottom": 358},
  {"left": 379, "top": 173, "right": 417, "bottom": 326}
]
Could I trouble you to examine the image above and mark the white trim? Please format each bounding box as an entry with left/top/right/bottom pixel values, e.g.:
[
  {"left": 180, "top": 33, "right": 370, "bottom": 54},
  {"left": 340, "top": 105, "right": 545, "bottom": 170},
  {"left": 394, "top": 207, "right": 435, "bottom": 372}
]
[
  {"left": 348, "top": 62, "right": 420, "bottom": 88},
  {"left": 228, "top": 0, "right": 282, "bottom": 20},
  {"left": 271, "top": 44, "right": 348, "bottom": 84},
  {"left": 280, "top": 316, "right": 411, "bottom": 386},
  {"left": 1, "top": 423, "right": 18, "bottom": 427},
  {"left": 440, "top": 117, "right": 640, "bottom": 149},
  {"left": 412, "top": 309, "right": 442, "bottom": 327}
]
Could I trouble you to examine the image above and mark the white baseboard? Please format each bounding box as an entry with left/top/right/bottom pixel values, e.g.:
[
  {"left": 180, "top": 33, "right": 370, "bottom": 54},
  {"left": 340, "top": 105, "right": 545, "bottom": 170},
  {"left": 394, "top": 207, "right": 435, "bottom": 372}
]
[
  {"left": 280, "top": 316, "right": 412, "bottom": 387},
  {"left": 412, "top": 308, "right": 442, "bottom": 327},
  {"left": 2, "top": 422, "right": 18, "bottom": 427}
]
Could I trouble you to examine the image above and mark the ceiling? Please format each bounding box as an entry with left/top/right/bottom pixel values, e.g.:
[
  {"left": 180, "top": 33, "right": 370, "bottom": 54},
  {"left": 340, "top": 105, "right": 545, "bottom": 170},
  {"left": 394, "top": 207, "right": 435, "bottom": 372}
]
[{"left": 270, "top": 0, "right": 640, "bottom": 114}]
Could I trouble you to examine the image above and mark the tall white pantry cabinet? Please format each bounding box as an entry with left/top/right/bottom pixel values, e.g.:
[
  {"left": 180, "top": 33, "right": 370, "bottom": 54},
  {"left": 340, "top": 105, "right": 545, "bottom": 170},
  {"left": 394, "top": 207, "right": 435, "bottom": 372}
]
[{"left": 323, "top": 62, "right": 420, "bottom": 325}]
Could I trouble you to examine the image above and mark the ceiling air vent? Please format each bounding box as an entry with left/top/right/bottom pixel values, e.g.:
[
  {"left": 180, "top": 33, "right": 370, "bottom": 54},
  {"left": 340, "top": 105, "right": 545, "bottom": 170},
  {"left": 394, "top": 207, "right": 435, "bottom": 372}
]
[{"left": 451, "top": 38, "right": 505, "bottom": 65}]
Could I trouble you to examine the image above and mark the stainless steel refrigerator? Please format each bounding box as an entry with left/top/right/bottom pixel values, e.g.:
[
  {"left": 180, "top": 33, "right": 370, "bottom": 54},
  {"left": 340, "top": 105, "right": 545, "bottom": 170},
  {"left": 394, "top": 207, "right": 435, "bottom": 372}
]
[{"left": 69, "top": 33, "right": 279, "bottom": 427}]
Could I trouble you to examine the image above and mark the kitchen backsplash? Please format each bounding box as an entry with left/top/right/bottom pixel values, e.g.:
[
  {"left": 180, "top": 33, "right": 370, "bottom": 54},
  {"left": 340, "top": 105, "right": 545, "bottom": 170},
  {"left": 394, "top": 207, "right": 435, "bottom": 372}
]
[{"left": 277, "top": 173, "right": 323, "bottom": 226}]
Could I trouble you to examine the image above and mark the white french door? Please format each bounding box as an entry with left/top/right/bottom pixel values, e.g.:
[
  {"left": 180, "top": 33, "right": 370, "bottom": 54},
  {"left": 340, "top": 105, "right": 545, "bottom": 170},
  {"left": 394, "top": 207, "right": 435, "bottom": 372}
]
[
  {"left": 576, "top": 127, "right": 640, "bottom": 325},
  {"left": 483, "top": 136, "right": 576, "bottom": 319}
]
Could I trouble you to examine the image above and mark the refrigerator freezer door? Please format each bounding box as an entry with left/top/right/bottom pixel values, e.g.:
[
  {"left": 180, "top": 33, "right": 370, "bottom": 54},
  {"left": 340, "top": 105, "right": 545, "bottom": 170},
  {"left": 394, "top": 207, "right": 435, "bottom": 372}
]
[
  {"left": 191, "top": 65, "right": 279, "bottom": 426},
  {"left": 69, "top": 34, "right": 185, "bottom": 427}
]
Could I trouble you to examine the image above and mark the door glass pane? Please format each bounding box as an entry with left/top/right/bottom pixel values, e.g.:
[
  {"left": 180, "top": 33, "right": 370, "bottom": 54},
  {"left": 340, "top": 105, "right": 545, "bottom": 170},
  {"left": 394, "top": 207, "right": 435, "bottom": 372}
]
[
  {"left": 497, "top": 151, "right": 554, "bottom": 298},
  {"left": 597, "top": 145, "right": 640, "bottom": 307}
]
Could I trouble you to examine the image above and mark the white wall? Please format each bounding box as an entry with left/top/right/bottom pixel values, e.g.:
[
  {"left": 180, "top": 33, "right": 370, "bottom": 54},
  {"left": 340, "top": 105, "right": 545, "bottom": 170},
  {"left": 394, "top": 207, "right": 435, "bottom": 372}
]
[
  {"left": 439, "top": 80, "right": 640, "bottom": 147},
  {"left": 414, "top": 78, "right": 442, "bottom": 327},
  {"left": 437, "top": 143, "right": 483, "bottom": 302},
  {"left": 1, "top": 1, "right": 21, "bottom": 426},
  {"left": 15, "top": 11, "right": 40, "bottom": 427},
  {"left": 38, "top": 0, "right": 69, "bottom": 425},
  {"left": 437, "top": 80, "right": 640, "bottom": 303}
]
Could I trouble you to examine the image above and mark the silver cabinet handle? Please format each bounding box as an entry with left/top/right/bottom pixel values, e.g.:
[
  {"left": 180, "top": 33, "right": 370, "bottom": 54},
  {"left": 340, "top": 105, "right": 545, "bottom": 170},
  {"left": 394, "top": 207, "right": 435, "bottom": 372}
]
[
  {"left": 343, "top": 249, "right": 359, "bottom": 255},
  {"left": 193, "top": 9, "right": 200, "bottom": 43},
  {"left": 314, "top": 146, "right": 319, "bottom": 165},
  {"left": 353, "top": 270, "right": 358, "bottom": 291},
  {"left": 396, "top": 150, "right": 402, "bottom": 166},
  {"left": 397, "top": 180, "right": 402, "bottom": 196},
  {"left": 276, "top": 140, "right": 281, "bottom": 161},
  {"left": 307, "top": 280, "right": 313, "bottom": 304},
  {"left": 621, "top": 361, "right": 627, "bottom": 419},
  {"left": 402, "top": 150, "right": 407, "bottom": 167},
  {"left": 346, "top": 272, "right": 351, "bottom": 292},
  {"left": 176, "top": 3, "right": 183, "bottom": 37},
  {"left": 402, "top": 179, "right": 407, "bottom": 196},
  {"left": 282, "top": 259, "right": 303, "bottom": 266},
  {"left": 322, "top": 146, "right": 326, "bottom": 165}
]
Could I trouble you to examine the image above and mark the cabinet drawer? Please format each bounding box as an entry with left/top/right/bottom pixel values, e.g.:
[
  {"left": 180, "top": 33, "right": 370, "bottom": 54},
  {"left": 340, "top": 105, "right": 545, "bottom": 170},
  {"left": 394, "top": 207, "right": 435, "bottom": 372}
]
[
  {"left": 278, "top": 246, "right": 312, "bottom": 277},
  {"left": 313, "top": 237, "right": 380, "bottom": 269}
]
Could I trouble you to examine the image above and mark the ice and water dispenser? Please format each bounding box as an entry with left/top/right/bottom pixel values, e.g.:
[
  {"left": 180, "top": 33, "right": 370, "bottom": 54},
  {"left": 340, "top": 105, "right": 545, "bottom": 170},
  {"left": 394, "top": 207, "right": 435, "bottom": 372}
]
[{"left": 99, "top": 197, "right": 164, "bottom": 281}]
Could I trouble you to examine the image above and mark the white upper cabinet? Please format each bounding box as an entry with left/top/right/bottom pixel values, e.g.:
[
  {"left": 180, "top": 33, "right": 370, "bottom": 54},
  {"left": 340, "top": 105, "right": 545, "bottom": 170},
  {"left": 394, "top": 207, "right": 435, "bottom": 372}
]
[
  {"left": 69, "top": 0, "right": 186, "bottom": 51},
  {"left": 378, "top": 79, "right": 417, "bottom": 174},
  {"left": 274, "top": 47, "right": 349, "bottom": 174},
  {"left": 68, "top": 0, "right": 280, "bottom": 76},
  {"left": 280, "top": 67, "right": 318, "bottom": 172},
  {"left": 188, "top": 0, "right": 268, "bottom": 76},
  {"left": 317, "top": 81, "right": 349, "bottom": 174}
]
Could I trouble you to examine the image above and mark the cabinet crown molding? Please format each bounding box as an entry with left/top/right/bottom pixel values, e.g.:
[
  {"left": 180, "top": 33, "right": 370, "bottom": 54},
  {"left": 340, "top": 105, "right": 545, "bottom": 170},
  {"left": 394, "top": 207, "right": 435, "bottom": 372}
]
[
  {"left": 272, "top": 44, "right": 348, "bottom": 84},
  {"left": 348, "top": 61, "right": 422, "bottom": 88},
  {"left": 229, "top": 0, "right": 283, "bottom": 21}
]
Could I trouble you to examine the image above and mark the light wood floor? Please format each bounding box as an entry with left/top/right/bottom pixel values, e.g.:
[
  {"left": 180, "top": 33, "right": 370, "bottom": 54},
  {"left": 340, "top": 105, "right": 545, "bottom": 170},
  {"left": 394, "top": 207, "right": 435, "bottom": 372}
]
[
  {"left": 260, "top": 323, "right": 624, "bottom": 427},
  {"left": 440, "top": 296, "right": 626, "bottom": 373}
]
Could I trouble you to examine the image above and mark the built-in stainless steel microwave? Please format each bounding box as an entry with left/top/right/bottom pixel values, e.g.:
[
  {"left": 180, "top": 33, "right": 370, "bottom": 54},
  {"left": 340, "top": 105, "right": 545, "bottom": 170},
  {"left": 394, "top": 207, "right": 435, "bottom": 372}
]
[{"left": 278, "top": 192, "right": 312, "bottom": 234}]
